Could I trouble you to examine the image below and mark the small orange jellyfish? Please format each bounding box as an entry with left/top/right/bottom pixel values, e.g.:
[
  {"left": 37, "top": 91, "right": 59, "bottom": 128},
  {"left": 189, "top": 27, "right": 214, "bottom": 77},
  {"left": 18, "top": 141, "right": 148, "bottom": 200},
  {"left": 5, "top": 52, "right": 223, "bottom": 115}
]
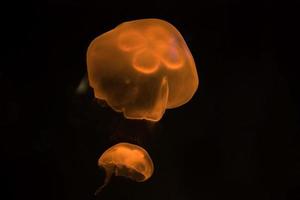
[
  {"left": 95, "top": 142, "right": 154, "bottom": 195},
  {"left": 87, "top": 18, "right": 199, "bottom": 121}
]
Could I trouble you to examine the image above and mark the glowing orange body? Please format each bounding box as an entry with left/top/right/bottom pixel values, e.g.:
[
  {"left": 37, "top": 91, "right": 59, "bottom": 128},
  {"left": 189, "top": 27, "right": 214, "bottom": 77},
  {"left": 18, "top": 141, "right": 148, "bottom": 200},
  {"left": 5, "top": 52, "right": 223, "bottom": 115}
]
[
  {"left": 98, "top": 143, "right": 153, "bottom": 181},
  {"left": 87, "top": 18, "right": 198, "bottom": 121},
  {"left": 95, "top": 143, "right": 153, "bottom": 194}
]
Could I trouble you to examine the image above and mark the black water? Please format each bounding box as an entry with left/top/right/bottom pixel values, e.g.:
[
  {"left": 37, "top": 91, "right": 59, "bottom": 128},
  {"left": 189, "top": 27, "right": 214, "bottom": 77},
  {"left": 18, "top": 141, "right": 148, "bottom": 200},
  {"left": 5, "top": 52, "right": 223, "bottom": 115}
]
[{"left": 1, "top": 1, "right": 299, "bottom": 200}]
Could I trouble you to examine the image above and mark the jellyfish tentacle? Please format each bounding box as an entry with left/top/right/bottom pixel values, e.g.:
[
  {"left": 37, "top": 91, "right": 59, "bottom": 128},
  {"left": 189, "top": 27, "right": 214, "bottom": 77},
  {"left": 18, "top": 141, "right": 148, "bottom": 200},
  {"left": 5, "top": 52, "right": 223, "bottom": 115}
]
[{"left": 94, "top": 165, "right": 115, "bottom": 196}]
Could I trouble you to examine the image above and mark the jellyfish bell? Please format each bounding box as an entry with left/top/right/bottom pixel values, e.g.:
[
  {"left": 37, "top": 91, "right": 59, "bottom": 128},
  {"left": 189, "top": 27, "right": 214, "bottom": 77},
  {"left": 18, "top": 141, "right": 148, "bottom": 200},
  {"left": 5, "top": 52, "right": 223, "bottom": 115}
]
[
  {"left": 87, "top": 18, "right": 199, "bottom": 121},
  {"left": 95, "top": 142, "right": 154, "bottom": 195}
]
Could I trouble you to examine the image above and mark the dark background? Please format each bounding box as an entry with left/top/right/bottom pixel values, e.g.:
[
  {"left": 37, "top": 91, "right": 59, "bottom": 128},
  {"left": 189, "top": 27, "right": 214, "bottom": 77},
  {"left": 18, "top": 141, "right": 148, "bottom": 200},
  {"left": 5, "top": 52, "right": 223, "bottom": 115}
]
[{"left": 1, "top": 0, "right": 299, "bottom": 200}]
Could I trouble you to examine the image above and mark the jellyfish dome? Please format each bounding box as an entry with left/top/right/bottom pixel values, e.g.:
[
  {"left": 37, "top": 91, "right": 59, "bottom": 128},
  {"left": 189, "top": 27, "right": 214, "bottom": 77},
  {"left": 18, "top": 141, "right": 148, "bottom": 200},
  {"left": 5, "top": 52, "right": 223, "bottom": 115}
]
[
  {"left": 95, "top": 142, "right": 154, "bottom": 194},
  {"left": 87, "top": 18, "right": 199, "bottom": 121}
]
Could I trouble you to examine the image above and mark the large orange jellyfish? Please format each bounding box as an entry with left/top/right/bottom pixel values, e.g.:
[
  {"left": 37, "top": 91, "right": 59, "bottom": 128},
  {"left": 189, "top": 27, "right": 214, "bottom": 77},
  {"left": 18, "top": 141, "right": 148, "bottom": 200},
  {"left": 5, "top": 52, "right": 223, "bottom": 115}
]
[
  {"left": 95, "top": 142, "right": 154, "bottom": 195},
  {"left": 87, "top": 18, "right": 199, "bottom": 121}
]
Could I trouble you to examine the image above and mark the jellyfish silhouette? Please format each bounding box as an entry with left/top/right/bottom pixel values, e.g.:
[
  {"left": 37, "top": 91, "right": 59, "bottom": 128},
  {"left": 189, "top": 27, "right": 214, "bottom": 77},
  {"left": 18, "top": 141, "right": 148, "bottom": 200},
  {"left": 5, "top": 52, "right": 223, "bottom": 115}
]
[
  {"left": 87, "top": 18, "right": 198, "bottom": 121},
  {"left": 95, "top": 142, "right": 154, "bottom": 195}
]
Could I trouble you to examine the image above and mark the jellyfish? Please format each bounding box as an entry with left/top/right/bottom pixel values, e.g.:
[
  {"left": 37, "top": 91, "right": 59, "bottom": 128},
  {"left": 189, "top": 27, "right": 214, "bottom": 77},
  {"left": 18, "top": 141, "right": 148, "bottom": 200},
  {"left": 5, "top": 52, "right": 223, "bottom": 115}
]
[
  {"left": 87, "top": 18, "right": 199, "bottom": 121},
  {"left": 95, "top": 142, "right": 154, "bottom": 195}
]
